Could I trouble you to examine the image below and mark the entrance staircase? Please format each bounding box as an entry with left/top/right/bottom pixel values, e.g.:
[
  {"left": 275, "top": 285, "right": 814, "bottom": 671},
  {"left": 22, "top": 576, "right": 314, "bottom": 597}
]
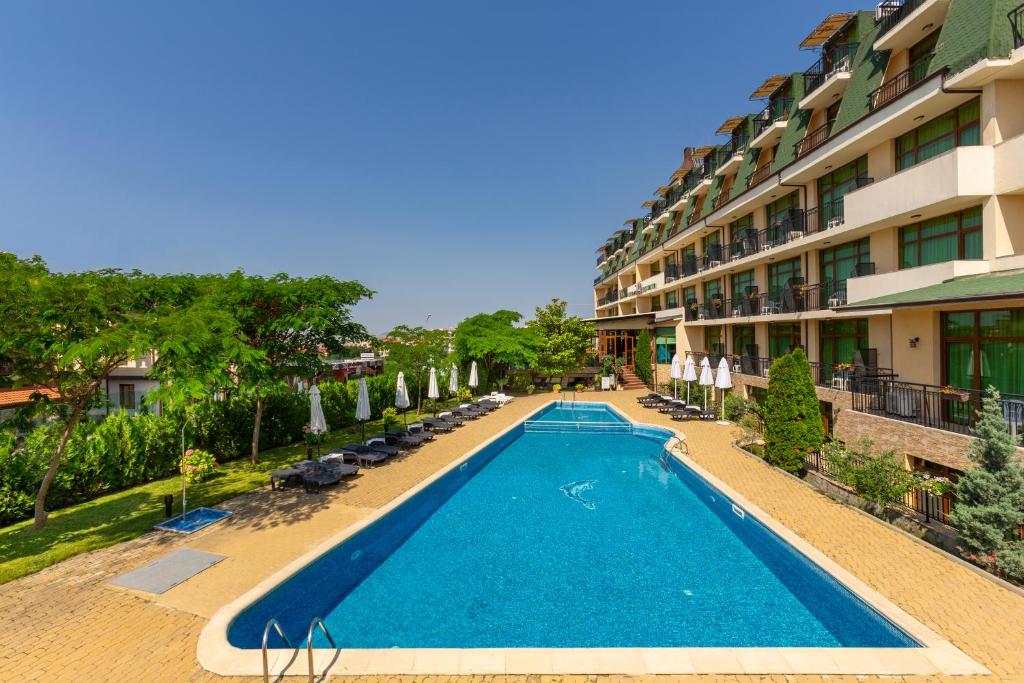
[{"left": 618, "top": 367, "right": 647, "bottom": 390}]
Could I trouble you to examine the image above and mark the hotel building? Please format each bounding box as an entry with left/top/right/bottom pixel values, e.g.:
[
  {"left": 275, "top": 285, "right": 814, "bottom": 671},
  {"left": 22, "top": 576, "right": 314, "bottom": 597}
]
[{"left": 592, "top": 1, "right": 1024, "bottom": 475}]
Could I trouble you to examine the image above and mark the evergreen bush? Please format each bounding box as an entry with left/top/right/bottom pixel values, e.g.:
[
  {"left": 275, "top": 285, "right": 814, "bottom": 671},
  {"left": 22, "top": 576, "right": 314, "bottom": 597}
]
[
  {"left": 634, "top": 328, "right": 653, "bottom": 386},
  {"left": 949, "top": 387, "right": 1024, "bottom": 575},
  {"left": 764, "top": 349, "right": 824, "bottom": 473}
]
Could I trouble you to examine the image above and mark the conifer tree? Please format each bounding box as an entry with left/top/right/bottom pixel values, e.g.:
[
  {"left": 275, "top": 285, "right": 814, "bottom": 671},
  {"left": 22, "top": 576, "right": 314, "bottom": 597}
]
[{"left": 764, "top": 348, "right": 824, "bottom": 473}]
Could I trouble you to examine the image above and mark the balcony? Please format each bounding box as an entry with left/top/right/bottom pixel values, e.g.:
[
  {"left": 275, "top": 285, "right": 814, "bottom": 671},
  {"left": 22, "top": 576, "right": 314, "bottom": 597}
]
[
  {"left": 597, "top": 290, "right": 620, "bottom": 307},
  {"left": 691, "top": 175, "right": 713, "bottom": 197},
  {"left": 711, "top": 189, "right": 732, "bottom": 211},
  {"left": 874, "top": 0, "right": 951, "bottom": 53},
  {"left": 746, "top": 162, "right": 774, "bottom": 189},
  {"left": 869, "top": 56, "right": 932, "bottom": 111},
  {"left": 750, "top": 100, "right": 792, "bottom": 150},
  {"left": 664, "top": 264, "right": 680, "bottom": 283},
  {"left": 692, "top": 350, "right": 897, "bottom": 393},
  {"left": 686, "top": 281, "right": 849, "bottom": 322},
  {"left": 682, "top": 255, "right": 699, "bottom": 277},
  {"left": 852, "top": 379, "right": 1024, "bottom": 438},
  {"left": 845, "top": 259, "right": 990, "bottom": 305},
  {"left": 716, "top": 150, "right": 745, "bottom": 177},
  {"left": 843, "top": 146, "right": 994, "bottom": 232},
  {"left": 794, "top": 121, "right": 833, "bottom": 159},
  {"left": 799, "top": 43, "right": 858, "bottom": 111},
  {"left": 1013, "top": 3, "right": 1024, "bottom": 50}
]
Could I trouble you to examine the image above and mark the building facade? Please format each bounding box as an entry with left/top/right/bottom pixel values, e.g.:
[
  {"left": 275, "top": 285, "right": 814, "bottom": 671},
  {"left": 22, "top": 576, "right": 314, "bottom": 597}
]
[{"left": 592, "top": 1, "right": 1024, "bottom": 474}]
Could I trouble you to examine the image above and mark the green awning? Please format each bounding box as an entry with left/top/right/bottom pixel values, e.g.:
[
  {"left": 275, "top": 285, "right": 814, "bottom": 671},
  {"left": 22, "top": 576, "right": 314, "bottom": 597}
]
[{"left": 843, "top": 269, "right": 1024, "bottom": 310}]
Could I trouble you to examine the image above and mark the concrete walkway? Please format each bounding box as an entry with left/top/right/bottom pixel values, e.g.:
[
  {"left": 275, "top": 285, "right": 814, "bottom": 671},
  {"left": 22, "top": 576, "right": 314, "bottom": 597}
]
[{"left": 1, "top": 390, "right": 1023, "bottom": 682}]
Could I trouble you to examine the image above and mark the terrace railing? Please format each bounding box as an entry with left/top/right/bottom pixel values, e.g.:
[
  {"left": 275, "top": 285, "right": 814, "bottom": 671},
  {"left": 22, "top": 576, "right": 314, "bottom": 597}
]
[
  {"left": 746, "top": 162, "right": 774, "bottom": 189},
  {"left": 682, "top": 254, "right": 699, "bottom": 276},
  {"left": 875, "top": 0, "right": 927, "bottom": 37},
  {"left": 752, "top": 98, "right": 793, "bottom": 136},
  {"left": 664, "top": 263, "right": 680, "bottom": 283},
  {"left": 851, "top": 379, "right": 1024, "bottom": 438},
  {"left": 712, "top": 190, "right": 732, "bottom": 211},
  {"left": 1012, "top": 2, "right": 1024, "bottom": 49},
  {"left": 869, "top": 55, "right": 932, "bottom": 110},
  {"left": 795, "top": 121, "right": 833, "bottom": 159},
  {"left": 803, "top": 43, "right": 859, "bottom": 96}
]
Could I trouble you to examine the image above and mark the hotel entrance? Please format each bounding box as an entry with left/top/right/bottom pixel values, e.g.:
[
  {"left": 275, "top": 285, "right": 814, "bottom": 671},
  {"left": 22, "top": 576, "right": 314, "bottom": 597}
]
[{"left": 598, "top": 330, "right": 638, "bottom": 367}]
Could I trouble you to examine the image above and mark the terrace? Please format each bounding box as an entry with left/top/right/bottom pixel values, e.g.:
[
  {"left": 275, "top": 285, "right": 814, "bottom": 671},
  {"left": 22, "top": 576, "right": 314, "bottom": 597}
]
[
  {"left": 874, "top": 0, "right": 951, "bottom": 52},
  {"left": 683, "top": 279, "right": 851, "bottom": 322},
  {"left": 799, "top": 42, "right": 859, "bottom": 111}
]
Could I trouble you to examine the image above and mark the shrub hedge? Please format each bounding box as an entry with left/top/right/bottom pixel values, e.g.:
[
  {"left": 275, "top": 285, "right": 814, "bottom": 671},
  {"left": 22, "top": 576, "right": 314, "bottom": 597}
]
[{"left": 0, "top": 374, "right": 400, "bottom": 526}]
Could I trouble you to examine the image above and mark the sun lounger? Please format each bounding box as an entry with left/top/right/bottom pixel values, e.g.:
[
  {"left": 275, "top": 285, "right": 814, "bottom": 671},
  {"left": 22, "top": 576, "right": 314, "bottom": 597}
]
[
  {"left": 658, "top": 400, "right": 686, "bottom": 413},
  {"left": 447, "top": 408, "right": 480, "bottom": 420},
  {"left": 337, "top": 444, "right": 390, "bottom": 466},
  {"left": 670, "top": 406, "right": 702, "bottom": 421},
  {"left": 464, "top": 402, "right": 497, "bottom": 413},
  {"left": 299, "top": 462, "right": 347, "bottom": 493},
  {"left": 373, "top": 432, "right": 421, "bottom": 449},
  {"left": 420, "top": 418, "right": 454, "bottom": 432},
  {"left": 270, "top": 466, "right": 305, "bottom": 490},
  {"left": 407, "top": 422, "right": 438, "bottom": 438},
  {"left": 437, "top": 411, "right": 466, "bottom": 425},
  {"left": 637, "top": 393, "right": 660, "bottom": 404},
  {"left": 386, "top": 428, "right": 431, "bottom": 444},
  {"left": 364, "top": 439, "right": 400, "bottom": 457},
  {"left": 485, "top": 392, "right": 513, "bottom": 404}
]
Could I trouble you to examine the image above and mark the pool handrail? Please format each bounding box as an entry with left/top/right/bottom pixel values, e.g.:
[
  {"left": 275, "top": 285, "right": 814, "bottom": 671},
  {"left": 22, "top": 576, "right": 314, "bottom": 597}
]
[
  {"left": 261, "top": 618, "right": 293, "bottom": 683},
  {"left": 306, "top": 617, "right": 337, "bottom": 681}
]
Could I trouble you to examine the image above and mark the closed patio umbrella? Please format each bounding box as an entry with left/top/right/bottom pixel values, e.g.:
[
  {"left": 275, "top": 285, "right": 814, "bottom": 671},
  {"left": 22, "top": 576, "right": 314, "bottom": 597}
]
[
  {"left": 670, "top": 354, "right": 682, "bottom": 400},
  {"left": 428, "top": 367, "right": 440, "bottom": 416},
  {"left": 683, "top": 354, "right": 698, "bottom": 405},
  {"left": 715, "top": 356, "right": 733, "bottom": 421},
  {"left": 308, "top": 384, "right": 327, "bottom": 457},
  {"left": 468, "top": 361, "right": 479, "bottom": 395},
  {"left": 449, "top": 363, "right": 459, "bottom": 399},
  {"left": 355, "top": 376, "right": 371, "bottom": 441},
  {"left": 698, "top": 356, "right": 714, "bottom": 410},
  {"left": 395, "top": 371, "right": 410, "bottom": 426}
]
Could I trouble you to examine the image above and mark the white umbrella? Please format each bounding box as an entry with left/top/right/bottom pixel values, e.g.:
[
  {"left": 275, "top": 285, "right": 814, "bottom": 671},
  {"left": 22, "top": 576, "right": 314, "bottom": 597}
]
[
  {"left": 308, "top": 384, "right": 327, "bottom": 457},
  {"left": 468, "top": 361, "right": 479, "bottom": 394},
  {"left": 715, "top": 356, "right": 733, "bottom": 420},
  {"left": 355, "top": 376, "right": 371, "bottom": 441},
  {"left": 683, "top": 354, "right": 698, "bottom": 405},
  {"left": 670, "top": 354, "right": 682, "bottom": 399},
  {"left": 698, "top": 356, "right": 714, "bottom": 410},
  {"left": 449, "top": 363, "right": 458, "bottom": 396},
  {"left": 395, "top": 371, "right": 410, "bottom": 426},
  {"left": 427, "top": 367, "right": 440, "bottom": 415}
]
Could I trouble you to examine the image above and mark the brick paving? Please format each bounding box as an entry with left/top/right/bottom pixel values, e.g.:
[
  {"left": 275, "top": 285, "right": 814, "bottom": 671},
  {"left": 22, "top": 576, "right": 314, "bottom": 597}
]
[{"left": 2, "top": 391, "right": 1024, "bottom": 682}]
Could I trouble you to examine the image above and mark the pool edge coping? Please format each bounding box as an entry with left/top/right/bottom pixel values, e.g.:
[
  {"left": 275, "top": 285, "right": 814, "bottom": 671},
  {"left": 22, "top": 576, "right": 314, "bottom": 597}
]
[{"left": 196, "top": 399, "right": 989, "bottom": 677}]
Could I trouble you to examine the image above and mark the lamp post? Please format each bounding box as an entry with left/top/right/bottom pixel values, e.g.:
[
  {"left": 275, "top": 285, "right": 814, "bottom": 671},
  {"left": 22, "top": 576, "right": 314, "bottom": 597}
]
[{"left": 417, "top": 314, "right": 431, "bottom": 414}]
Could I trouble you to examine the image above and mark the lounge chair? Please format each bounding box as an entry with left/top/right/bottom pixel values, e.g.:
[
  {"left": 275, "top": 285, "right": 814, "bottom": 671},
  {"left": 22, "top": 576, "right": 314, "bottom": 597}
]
[
  {"left": 485, "top": 392, "right": 513, "bottom": 404},
  {"left": 270, "top": 466, "right": 305, "bottom": 490},
  {"left": 337, "top": 444, "right": 391, "bottom": 466},
  {"left": 386, "top": 428, "right": 432, "bottom": 444},
  {"left": 316, "top": 455, "right": 360, "bottom": 476},
  {"left": 670, "top": 406, "right": 703, "bottom": 421},
  {"left": 407, "top": 422, "right": 437, "bottom": 439},
  {"left": 421, "top": 417, "right": 454, "bottom": 432},
  {"left": 470, "top": 400, "right": 499, "bottom": 412},
  {"left": 447, "top": 408, "right": 480, "bottom": 420},
  {"left": 437, "top": 411, "right": 467, "bottom": 425},
  {"left": 637, "top": 393, "right": 660, "bottom": 404},
  {"left": 658, "top": 399, "right": 686, "bottom": 413},
  {"left": 300, "top": 461, "right": 348, "bottom": 493},
  {"left": 372, "top": 432, "right": 421, "bottom": 450}
]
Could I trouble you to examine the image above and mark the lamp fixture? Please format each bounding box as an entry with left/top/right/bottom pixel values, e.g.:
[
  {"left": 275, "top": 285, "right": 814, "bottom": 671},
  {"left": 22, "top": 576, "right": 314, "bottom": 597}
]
[{"left": 909, "top": 337, "right": 920, "bottom": 348}]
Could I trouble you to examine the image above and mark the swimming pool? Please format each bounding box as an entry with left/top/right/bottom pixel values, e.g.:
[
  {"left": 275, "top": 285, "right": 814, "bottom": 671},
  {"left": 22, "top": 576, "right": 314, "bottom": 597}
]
[{"left": 225, "top": 401, "right": 916, "bottom": 650}]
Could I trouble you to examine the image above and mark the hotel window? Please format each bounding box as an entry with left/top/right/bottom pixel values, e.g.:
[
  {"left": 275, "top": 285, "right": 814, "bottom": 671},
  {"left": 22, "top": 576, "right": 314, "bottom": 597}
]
[
  {"left": 703, "top": 279, "right": 722, "bottom": 306},
  {"left": 655, "top": 327, "right": 677, "bottom": 364},
  {"left": 767, "top": 257, "right": 802, "bottom": 299},
  {"left": 682, "top": 244, "right": 697, "bottom": 275},
  {"left": 896, "top": 99, "right": 980, "bottom": 172},
  {"left": 820, "top": 238, "right": 870, "bottom": 296},
  {"left": 729, "top": 214, "right": 756, "bottom": 257},
  {"left": 768, "top": 323, "right": 802, "bottom": 359},
  {"left": 733, "top": 325, "right": 755, "bottom": 357},
  {"left": 899, "top": 207, "right": 982, "bottom": 269},
  {"left": 766, "top": 191, "right": 800, "bottom": 242},
  {"left": 942, "top": 309, "right": 1024, "bottom": 397},
  {"left": 820, "top": 319, "right": 868, "bottom": 368},
  {"left": 665, "top": 289, "right": 678, "bottom": 309},
  {"left": 119, "top": 384, "right": 136, "bottom": 410},
  {"left": 702, "top": 230, "right": 722, "bottom": 256},
  {"left": 650, "top": 260, "right": 661, "bottom": 275},
  {"left": 816, "top": 155, "right": 867, "bottom": 226},
  {"left": 730, "top": 270, "right": 755, "bottom": 299},
  {"left": 704, "top": 326, "right": 724, "bottom": 356}
]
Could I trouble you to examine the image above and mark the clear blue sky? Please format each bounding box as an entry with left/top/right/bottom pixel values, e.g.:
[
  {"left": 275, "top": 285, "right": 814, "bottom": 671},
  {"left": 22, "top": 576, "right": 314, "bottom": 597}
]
[{"left": 0, "top": 0, "right": 853, "bottom": 333}]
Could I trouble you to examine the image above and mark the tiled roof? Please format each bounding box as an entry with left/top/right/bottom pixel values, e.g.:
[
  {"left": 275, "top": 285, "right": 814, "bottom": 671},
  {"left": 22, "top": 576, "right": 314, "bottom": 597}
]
[
  {"left": 844, "top": 269, "right": 1024, "bottom": 310},
  {"left": 0, "top": 386, "right": 61, "bottom": 409}
]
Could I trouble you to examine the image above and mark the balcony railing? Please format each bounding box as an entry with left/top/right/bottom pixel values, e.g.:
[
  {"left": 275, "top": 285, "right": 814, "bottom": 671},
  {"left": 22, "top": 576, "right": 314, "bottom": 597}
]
[
  {"left": 852, "top": 379, "right": 1024, "bottom": 439},
  {"left": 597, "top": 290, "right": 620, "bottom": 306},
  {"left": 869, "top": 55, "right": 932, "bottom": 110},
  {"left": 664, "top": 264, "right": 680, "bottom": 283},
  {"left": 875, "top": 0, "right": 927, "bottom": 38},
  {"left": 752, "top": 98, "right": 793, "bottom": 136},
  {"left": 682, "top": 255, "right": 699, "bottom": 276},
  {"left": 712, "top": 190, "right": 732, "bottom": 211},
  {"left": 730, "top": 134, "right": 750, "bottom": 155},
  {"left": 689, "top": 350, "right": 896, "bottom": 393},
  {"left": 685, "top": 281, "right": 850, "bottom": 321},
  {"left": 746, "top": 162, "right": 774, "bottom": 188},
  {"left": 1012, "top": 3, "right": 1024, "bottom": 49},
  {"left": 803, "top": 43, "right": 859, "bottom": 96},
  {"left": 795, "top": 121, "right": 833, "bottom": 159}
]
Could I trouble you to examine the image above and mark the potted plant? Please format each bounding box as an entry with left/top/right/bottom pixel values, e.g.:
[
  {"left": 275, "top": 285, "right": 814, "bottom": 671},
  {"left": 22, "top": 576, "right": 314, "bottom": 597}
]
[
  {"left": 526, "top": 384, "right": 535, "bottom": 395},
  {"left": 575, "top": 383, "right": 585, "bottom": 393},
  {"left": 939, "top": 385, "right": 970, "bottom": 402},
  {"left": 552, "top": 383, "right": 562, "bottom": 394}
]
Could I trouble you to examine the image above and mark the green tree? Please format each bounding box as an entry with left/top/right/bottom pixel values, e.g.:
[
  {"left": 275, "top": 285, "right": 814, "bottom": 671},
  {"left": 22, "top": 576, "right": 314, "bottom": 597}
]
[
  {"left": 384, "top": 325, "right": 452, "bottom": 412},
  {"left": 764, "top": 348, "right": 824, "bottom": 473},
  {"left": 949, "top": 387, "right": 1024, "bottom": 574},
  {"left": 526, "top": 298, "right": 595, "bottom": 378},
  {"left": 634, "top": 328, "right": 653, "bottom": 386},
  {"left": 453, "top": 310, "right": 541, "bottom": 391},
  {"left": 0, "top": 256, "right": 196, "bottom": 528},
  {"left": 207, "top": 272, "right": 373, "bottom": 464},
  {"left": 824, "top": 438, "right": 915, "bottom": 506}
]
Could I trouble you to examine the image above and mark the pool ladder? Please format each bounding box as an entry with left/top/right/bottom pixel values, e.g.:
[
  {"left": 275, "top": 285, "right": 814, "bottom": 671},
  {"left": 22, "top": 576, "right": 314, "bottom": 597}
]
[{"left": 261, "top": 616, "right": 337, "bottom": 683}]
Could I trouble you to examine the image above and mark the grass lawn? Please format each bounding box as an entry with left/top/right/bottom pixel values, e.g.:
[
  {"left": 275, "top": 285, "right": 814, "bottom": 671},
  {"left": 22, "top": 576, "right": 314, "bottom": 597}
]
[{"left": 0, "top": 406, "right": 446, "bottom": 584}]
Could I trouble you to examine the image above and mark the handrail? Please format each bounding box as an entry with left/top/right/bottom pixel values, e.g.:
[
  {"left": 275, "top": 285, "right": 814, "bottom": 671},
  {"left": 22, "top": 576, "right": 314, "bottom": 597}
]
[
  {"left": 1011, "top": 2, "right": 1024, "bottom": 49},
  {"left": 306, "top": 617, "right": 337, "bottom": 683},
  {"left": 262, "top": 618, "right": 294, "bottom": 683}
]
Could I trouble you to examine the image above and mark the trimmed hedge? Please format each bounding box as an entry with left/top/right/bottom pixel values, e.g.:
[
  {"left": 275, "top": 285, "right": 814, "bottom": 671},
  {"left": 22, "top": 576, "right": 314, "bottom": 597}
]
[
  {"left": 764, "top": 349, "right": 824, "bottom": 473},
  {"left": 0, "top": 375, "right": 400, "bottom": 526}
]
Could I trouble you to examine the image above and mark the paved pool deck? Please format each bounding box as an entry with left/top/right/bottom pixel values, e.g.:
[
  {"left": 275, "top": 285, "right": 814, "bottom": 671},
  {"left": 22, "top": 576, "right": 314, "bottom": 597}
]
[{"left": 2, "top": 390, "right": 1024, "bottom": 682}]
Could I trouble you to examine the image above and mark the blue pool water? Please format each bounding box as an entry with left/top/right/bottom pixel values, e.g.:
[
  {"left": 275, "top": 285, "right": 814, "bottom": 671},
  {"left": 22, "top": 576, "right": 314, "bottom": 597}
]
[
  {"left": 155, "top": 506, "right": 232, "bottom": 534},
  {"left": 228, "top": 402, "right": 917, "bottom": 649}
]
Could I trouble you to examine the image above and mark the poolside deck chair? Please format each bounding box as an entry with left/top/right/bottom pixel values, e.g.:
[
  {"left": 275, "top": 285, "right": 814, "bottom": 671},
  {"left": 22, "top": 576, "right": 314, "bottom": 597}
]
[
  {"left": 421, "top": 417, "right": 455, "bottom": 432},
  {"left": 658, "top": 400, "right": 686, "bottom": 414},
  {"left": 437, "top": 411, "right": 467, "bottom": 425},
  {"left": 472, "top": 400, "right": 500, "bottom": 412},
  {"left": 316, "top": 455, "right": 360, "bottom": 476},
  {"left": 670, "top": 406, "right": 703, "bottom": 422},
  {"left": 364, "top": 439, "right": 401, "bottom": 457},
  {"left": 637, "top": 393, "right": 660, "bottom": 404},
  {"left": 299, "top": 462, "right": 347, "bottom": 493},
  {"left": 447, "top": 408, "right": 480, "bottom": 420},
  {"left": 485, "top": 392, "right": 513, "bottom": 404},
  {"left": 386, "top": 428, "right": 432, "bottom": 444},
  {"left": 337, "top": 444, "right": 390, "bottom": 466},
  {"left": 406, "top": 423, "right": 436, "bottom": 440},
  {"left": 373, "top": 432, "right": 422, "bottom": 450}
]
